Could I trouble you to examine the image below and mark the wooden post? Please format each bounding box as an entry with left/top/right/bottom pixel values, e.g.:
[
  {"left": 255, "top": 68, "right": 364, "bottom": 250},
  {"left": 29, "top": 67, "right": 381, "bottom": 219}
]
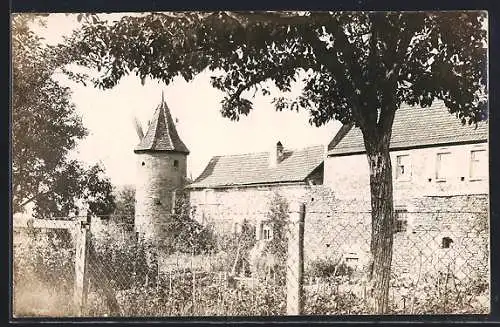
[
  {"left": 286, "top": 202, "right": 305, "bottom": 315},
  {"left": 74, "top": 214, "right": 90, "bottom": 316}
]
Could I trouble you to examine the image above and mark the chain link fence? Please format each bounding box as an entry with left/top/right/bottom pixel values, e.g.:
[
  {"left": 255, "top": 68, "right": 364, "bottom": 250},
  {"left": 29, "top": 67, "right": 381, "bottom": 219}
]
[
  {"left": 12, "top": 204, "right": 489, "bottom": 317},
  {"left": 12, "top": 218, "right": 81, "bottom": 317}
]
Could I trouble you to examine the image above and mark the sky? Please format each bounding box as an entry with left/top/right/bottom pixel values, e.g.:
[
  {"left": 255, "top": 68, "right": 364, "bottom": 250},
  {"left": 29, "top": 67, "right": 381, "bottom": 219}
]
[{"left": 31, "top": 13, "right": 341, "bottom": 187}]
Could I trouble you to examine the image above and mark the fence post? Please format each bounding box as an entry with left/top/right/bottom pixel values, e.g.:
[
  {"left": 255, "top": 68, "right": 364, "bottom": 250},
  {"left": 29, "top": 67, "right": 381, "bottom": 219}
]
[
  {"left": 286, "top": 202, "right": 305, "bottom": 315},
  {"left": 74, "top": 213, "right": 91, "bottom": 316}
]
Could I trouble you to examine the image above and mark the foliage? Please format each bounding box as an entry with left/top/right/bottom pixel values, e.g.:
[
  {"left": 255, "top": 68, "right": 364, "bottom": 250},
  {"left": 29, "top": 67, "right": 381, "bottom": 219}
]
[
  {"left": 259, "top": 192, "right": 289, "bottom": 283},
  {"left": 306, "top": 257, "right": 354, "bottom": 279},
  {"left": 89, "top": 219, "right": 149, "bottom": 291},
  {"left": 264, "top": 192, "right": 289, "bottom": 259},
  {"left": 109, "top": 184, "right": 135, "bottom": 228},
  {"left": 390, "top": 271, "right": 490, "bottom": 314},
  {"left": 11, "top": 15, "right": 116, "bottom": 218},
  {"left": 158, "top": 193, "right": 216, "bottom": 255},
  {"left": 86, "top": 271, "right": 286, "bottom": 317},
  {"left": 66, "top": 11, "right": 486, "bottom": 125},
  {"left": 216, "top": 219, "right": 256, "bottom": 276}
]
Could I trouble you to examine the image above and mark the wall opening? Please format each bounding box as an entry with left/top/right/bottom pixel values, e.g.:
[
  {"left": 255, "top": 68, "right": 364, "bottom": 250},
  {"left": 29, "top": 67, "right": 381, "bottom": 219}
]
[
  {"left": 442, "top": 237, "right": 453, "bottom": 249},
  {"left": 394, "top": 207, "right": 408, "bottom": 233},
  {"left": 141, "top": 161, "right": 145, "bottom": 166},
  {"left": 173, "top": 160, "right": 179, "bottom": 168}
]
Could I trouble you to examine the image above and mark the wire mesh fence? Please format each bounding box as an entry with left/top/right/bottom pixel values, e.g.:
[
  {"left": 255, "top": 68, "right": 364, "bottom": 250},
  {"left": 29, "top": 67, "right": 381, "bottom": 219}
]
[
  {"left": 11, "top": 205, "right": 489, "bottom": 317},
  {"left": 12, "top": 219, "right": 81, "bottom": 317}
]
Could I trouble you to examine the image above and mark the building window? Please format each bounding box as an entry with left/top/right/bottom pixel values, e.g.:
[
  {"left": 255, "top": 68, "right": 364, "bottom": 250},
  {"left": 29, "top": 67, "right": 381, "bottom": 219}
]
[
  {"left": 395, "top": 154, "right": 411, "bottom": 180},
  {"left": 394, "top": 208, "right": 408, "bottom": 233},
  {"left": 262, "top": 224, "right": 273, "bottom": 241},
  {"left": 204, "top": 189, "right": 215, "bottom": 204},
  {"left": 470, "top": 149, "right": 487, "bottom": 180},
  {"left": 173, "top": 160, "right": 179, "bottom": 169},
  {"left": 436, "top": 152, "right": 451, "bottom": 181},
  {"left": 233, "top": 222, "right": 240, "bottom": 234}
]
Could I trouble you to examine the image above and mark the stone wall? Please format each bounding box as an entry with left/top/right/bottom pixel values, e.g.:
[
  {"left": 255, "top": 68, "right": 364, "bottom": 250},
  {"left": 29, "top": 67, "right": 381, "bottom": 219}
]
[
  {"left": 189, "top": 183, "right": 311, "bottom": 235},
  {"left": 303, "top": 187, "right": 489, "bottom": 280},
  {"left": 186, "top": 139, "right": 489, "bottom": 281}
]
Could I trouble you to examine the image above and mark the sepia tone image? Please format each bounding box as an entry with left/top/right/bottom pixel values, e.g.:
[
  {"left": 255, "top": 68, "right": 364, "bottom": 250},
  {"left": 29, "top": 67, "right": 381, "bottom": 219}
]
[{"left": 11, "top": 11, "right": 489, "bottom": 317}]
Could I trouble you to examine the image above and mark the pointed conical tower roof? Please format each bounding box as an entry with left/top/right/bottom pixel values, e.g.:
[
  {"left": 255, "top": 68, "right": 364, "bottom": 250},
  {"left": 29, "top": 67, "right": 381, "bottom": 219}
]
[{"left": 134, "top": 92, "right": 190, "bottom": 154}]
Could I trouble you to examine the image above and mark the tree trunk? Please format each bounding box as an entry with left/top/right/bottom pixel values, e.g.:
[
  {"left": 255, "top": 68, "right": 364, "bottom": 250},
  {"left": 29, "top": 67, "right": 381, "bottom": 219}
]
[{"left": 363, "top": 129, "right": 394, "bottom": 314}]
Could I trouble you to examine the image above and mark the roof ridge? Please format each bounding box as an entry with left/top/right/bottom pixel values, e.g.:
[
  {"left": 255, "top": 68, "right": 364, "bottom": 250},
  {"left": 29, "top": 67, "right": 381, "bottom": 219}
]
[{"left": 208, "top": 144, "right": 324, "bottom": 159}]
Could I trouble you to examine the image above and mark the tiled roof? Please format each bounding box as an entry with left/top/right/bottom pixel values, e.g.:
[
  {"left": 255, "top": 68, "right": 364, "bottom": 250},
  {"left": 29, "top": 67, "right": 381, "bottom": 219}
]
[
  {"left": 134, "top": 96, "right": 190, "bottom": 154},
  {"left": 187, "top": 145, "right": 325, "bottom": 189},
  {"left": 328, "top": 101, "right": 488, "bottom": 156}
]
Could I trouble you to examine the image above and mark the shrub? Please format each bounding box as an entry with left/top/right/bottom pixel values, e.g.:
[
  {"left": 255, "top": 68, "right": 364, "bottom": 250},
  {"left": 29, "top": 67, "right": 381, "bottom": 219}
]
[
  {"left": 90, "top": 219, "right": 152, "bottom": 288},
  {"left": 306, "top": 257, "right": 354, "bottom": 279},
  {"left": 216, "top": 220, "right": 256, "bottom": 276},
  {"left": 255, "top": 192, "right": 289, "bottom": 283},
  {"left": 158, "top": 193, "right": 216, "bottom": 255}
]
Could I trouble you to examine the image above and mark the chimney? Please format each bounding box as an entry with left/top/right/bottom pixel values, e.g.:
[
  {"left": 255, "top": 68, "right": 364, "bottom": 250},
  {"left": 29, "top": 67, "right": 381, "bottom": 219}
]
[
  {"left": 269, "top": 141, "right": 284, "bottom": 168},
  {"left": 276, "top": 141, "right": 284, "bottom": 163}
]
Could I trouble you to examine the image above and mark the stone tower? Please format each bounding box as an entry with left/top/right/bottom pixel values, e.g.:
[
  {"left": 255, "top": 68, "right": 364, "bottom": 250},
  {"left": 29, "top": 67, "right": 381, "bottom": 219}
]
[{"left": 134, "top": 93, "right": 189, "bottom": 241}]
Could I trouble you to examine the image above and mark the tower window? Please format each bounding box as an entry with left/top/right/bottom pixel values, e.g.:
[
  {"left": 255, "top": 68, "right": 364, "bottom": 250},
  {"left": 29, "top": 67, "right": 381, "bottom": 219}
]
[
  {"left": 141, "top": 161, "right": 145, "bottom": 166},
  {"left": 173, "top": 160, "right": 179, "bottom": 168}
]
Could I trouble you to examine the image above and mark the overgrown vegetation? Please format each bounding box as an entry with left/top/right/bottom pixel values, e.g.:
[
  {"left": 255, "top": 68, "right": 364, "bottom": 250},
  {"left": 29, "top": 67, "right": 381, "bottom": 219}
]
[
  {"left": 13, "top": 229, "right": 76, "bottom": 316},
  {"left": 157, "top": 193, "right": 217, "bottom": 255},
  {"left": 306, "top": 257, "right": 354, "bottom": 279},
  {"left": 14, "top": 217, "right": 489, "bottom": 317},
  {"left": 260, "top": 192, "right": 290, "bottom": 284}
]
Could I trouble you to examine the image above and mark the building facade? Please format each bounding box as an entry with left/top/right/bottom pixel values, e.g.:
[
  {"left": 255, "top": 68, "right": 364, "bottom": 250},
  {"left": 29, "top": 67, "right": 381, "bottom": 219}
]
[
  {"left": 186, "top": 142, "right": 325, "bottom": 239},
  {"left": 310, "top": 101, "right": 489, "bottom": 276}
]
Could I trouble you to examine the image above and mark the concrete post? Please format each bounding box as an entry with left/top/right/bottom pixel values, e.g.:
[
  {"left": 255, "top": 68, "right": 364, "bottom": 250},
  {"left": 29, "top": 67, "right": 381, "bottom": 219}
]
[
  {"left": 74, "top": 211, "right": 91, "bottom": 316},
  {"left": 286, "top": 202, "right": 305, "bottom": 315}
]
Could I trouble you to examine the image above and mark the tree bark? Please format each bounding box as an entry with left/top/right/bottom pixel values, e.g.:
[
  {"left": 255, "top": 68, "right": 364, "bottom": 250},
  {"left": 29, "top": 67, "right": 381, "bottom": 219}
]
[{"left": 363, "top": 127, "right": 395, "bottom": 314}]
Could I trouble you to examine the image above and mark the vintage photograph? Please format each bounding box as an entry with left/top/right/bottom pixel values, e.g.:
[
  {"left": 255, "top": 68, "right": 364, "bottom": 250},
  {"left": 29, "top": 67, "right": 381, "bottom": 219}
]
[{"left": 11, "top": 11, "right": 489, "bottom": 317}]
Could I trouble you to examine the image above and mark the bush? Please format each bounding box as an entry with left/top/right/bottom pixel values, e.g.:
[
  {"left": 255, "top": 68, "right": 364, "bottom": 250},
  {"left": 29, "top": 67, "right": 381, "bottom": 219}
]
[
  {"left": 215, "top": 220, "right": 256, "bottom": 276},
  {"left": 306, "top": 257, "right": 354, "bottom": 279},
  {"left": 158, "top": 193, "right": 216, "bottom": 255},
  {"left": 89, "top": 219, "right": 150, "bottom": 290},
  {"left": 254, "top": 192, "right": 289, "bottom": 284}
]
